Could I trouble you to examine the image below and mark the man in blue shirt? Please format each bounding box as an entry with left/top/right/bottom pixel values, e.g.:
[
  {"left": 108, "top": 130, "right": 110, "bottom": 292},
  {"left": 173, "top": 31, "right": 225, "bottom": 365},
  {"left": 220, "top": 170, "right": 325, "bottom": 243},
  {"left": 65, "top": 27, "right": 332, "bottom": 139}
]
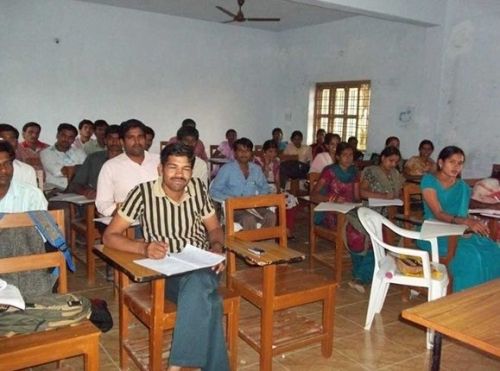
[{"left": 209, "top": 137, "right": 275, "bottom": 229}]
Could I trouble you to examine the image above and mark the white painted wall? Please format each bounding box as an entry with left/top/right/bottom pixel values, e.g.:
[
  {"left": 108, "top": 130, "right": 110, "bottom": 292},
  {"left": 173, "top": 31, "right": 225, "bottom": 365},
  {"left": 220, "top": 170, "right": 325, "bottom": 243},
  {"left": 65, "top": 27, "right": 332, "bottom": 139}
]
[
  {"left": 1, "top": 0, "right": 498, "bottom": 176},
  {"left": 0, "top": 0, "right": 281, "bottom": 149},
  {"left": 277, "top": 0, "right": 499, "bottom": 177},
  {"left": 276, "top": 16, "right": 429, "bottom": 153}
]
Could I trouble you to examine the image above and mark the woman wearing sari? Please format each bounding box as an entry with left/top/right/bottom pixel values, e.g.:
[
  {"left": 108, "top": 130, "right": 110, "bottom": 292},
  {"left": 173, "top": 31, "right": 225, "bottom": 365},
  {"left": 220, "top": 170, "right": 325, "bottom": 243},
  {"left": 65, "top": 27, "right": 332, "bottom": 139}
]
[
  {"left": 311, "top": 142, "right": 371, "bottom": 291},
  {"left": 360, "top": 145, "right": 405, "bottom": 205},
  {"left": 418, "top": 146, "right": 500, "bottom": 292}
]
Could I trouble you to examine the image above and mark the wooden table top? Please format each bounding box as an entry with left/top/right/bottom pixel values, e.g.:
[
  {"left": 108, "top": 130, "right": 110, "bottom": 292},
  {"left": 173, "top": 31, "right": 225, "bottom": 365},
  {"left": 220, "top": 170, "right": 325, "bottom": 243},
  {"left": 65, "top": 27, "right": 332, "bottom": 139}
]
[
  {"left": 402, "top": 279, "right": 500, "bottom": 357},
  {"left": 225, "top": 237, "right": 305, "bottom": 266},
  {"left": 93, "top": 245, "right": 163, "bottom": 283}
]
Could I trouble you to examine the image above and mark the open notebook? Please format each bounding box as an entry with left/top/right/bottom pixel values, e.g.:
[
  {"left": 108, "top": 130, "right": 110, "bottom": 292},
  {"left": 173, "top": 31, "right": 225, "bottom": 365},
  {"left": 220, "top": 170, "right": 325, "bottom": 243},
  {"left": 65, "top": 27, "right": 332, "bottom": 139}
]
[{"left": 134, "top": 244, "right": 225, "bottom": 276}]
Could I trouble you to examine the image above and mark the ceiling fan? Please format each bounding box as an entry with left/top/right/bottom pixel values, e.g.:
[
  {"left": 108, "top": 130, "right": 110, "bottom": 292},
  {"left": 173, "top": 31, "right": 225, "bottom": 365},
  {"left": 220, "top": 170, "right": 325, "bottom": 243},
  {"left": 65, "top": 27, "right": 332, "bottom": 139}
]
[{"left": 216, "top": 0, "right": 281, "bottom": 23}]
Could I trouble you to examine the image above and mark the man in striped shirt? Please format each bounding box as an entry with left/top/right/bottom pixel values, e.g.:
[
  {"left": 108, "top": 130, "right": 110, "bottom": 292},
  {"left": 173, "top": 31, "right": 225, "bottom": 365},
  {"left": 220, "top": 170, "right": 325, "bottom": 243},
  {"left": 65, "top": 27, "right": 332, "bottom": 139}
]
[{"left": 103, "top": 143, "right": 228, "bottom": 371}]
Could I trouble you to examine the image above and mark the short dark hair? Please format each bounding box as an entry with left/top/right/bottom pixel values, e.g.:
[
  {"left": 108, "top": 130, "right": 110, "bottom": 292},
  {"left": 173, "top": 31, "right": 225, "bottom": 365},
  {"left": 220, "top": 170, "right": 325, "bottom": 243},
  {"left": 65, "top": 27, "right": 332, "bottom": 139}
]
[
  {"left": 94, "top": 119, "right": 109, "bottom": 129},
  {"left": 119, "top": 119, "right": 146, "bottom": 139},
  {"left": 160, "top": 142, "right": 195, "bottom": 168},
  {"left": 78, "top": 119, "right": 94, "bottom": 130},
  {"left": 0, "top": 123, "right": 19, "bottom": 139},
  {"left": 177, "top": 126, "right": 199, "bottom": 141},
  {"left": 272, "top": 127, "right": 283, "bottom": 136},
  {"left": 262, "top": 139, "right": 278, "bottom": 151},
  {"left": 57, "top": 123, "right": 78, "bottom": 136},
  {"left": 385, "top": 136, "right": 399, "bottom": 146},
  {"left": 290, "top": 130, "right": 303, "bottom": 140},
  {"left": 233, "top": 137, "right": 253, "bottom": 151},
  {"left": 316, "top": 128, "right": 326, "bottom": 136},
  {"left": 380, "top": 145, "right": 401, "bottom": 159},
  {"left": 437, "top": 146, "right": 465, "bottom": 164},
  {"left": 0, "top": 140, "right": 16, "bottom": 161},
  {"left": 418, "top": 139, "right": 434, "bottom": 150},
  {"left": 225, "top": 129, "right": 236, "bottom": 137},
  {"left": 347, "top": 136, "right": 358, "bottom": 143},
  {"left": 181, "top": 118, "right": 196, "bottom": 128},
  {"left": 105, "top": 124, "right": 120, "bottom": 137},
  {"left": 324, "top": 133, "right": 340, "bottom": 145},
  {"left": 22, "top": 122, "right": 41, "bottom": 133},
  {"left": 335, "top": 141, "right": 353, "bottom": 157},
  {"left": 144, "top": 126, "right": 155, "bottom": 139}
]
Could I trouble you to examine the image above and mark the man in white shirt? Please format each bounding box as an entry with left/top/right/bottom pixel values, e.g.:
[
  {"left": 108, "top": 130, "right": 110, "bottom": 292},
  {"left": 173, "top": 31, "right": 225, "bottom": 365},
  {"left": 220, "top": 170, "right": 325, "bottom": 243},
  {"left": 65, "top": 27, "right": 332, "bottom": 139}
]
[
  {"left": 0, "top": 123, "right": 37, "bottom": 187},
  {"left": 72, "top": 119, "right": 95, "bottom": 150},
  {"left": 96, "top": 119, "right": 160, "bottom": 216},
  {"left": 176, "top": 125, "right": 208, "bottom": 188},
  {"left": 0, "top": 141, "right": 47, "bottom": 212},
  {"left": 40, "top": 123, "right": 87, "bottom": 190}
]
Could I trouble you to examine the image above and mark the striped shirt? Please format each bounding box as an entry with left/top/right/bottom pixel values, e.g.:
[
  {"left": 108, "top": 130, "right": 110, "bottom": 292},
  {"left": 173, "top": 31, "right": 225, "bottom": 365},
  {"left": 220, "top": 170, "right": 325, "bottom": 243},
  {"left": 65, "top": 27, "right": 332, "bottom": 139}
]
[{"left": 118, "top": 177, "right": 215, "bottom": 253}]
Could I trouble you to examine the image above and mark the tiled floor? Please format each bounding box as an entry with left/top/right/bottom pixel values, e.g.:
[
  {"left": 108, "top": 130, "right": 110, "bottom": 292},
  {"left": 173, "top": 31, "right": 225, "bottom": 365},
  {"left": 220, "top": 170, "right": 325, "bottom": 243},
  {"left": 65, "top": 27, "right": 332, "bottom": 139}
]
[{"left": 34, "top": 205, "right": 500, "bottom": 370}]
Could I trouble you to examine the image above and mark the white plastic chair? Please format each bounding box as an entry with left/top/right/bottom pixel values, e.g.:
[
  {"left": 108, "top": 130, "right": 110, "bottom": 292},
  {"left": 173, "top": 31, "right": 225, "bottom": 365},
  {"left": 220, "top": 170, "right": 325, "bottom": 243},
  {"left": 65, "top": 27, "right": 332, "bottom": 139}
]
[{"left": 357, "top": 207, "right": 449, "bottom": 349}]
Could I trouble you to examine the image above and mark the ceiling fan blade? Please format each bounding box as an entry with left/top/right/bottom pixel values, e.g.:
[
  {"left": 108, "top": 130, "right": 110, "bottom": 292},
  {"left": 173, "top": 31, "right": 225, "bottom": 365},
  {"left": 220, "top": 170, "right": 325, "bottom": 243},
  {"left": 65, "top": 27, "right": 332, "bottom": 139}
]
[
  {"left": 245, "top": 18, "right": 281, "bottom": 22},
  {"left": 222, "top": 19, "right": 236, "bottom": 24},
  {"left": 216, "top": 6, "right": 237, "bottom": 18}
]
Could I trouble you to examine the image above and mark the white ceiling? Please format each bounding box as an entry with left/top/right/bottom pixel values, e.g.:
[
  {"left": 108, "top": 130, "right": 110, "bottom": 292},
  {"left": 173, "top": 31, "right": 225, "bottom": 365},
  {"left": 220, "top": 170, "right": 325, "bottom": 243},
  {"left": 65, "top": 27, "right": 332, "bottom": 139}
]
[{"left": 77, "top": 0, "right": 357, "bottom": 32}]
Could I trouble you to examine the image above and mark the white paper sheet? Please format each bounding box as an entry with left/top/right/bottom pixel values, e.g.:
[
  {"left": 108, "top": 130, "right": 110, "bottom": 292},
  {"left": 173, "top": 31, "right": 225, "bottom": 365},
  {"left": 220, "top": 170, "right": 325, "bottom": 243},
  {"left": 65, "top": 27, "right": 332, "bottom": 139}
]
[
  {"left": 134, "top": 244, "right": 225, "bottom": 276},
  {"left": 0, "top": 280, "right": 25, "bottom": 310},
  {"left": 314, "top": 202, "right": 361, "bottom": 214},
  {"left": 420, "top": 220, "right": 467, "bottom": 239},
  {"left": 368, "top": 198, "right": 404, "bottom": 207}
]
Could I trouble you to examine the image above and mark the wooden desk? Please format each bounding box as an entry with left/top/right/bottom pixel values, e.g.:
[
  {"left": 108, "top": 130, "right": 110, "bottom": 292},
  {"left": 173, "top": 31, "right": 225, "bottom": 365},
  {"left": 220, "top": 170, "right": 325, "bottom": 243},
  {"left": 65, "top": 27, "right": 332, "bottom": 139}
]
[
  {"left": 469, "top": 199, "right": 500, "bottom": 241},
  {"left": 93, "top": 245, "right": 239, "bottom": 371},
  {"left": 226, "top": 237, "right": 336, "bottom": 371},
  {"left": 402, "top": 279, "right": 500, "bottom": 370}
]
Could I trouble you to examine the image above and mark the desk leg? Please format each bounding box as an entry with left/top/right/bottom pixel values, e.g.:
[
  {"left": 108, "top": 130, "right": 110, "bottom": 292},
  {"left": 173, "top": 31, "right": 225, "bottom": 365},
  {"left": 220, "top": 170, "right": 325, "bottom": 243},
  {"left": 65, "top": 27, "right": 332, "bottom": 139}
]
[
  {"left": 85, "top": 204, "right": 95, "bottom": 284},
  {"left": 149, "top": 279, "right": 165, "bottom": 370},
  {"left": 119, "top": 272, "right": 130, "bottom": 370},
  {"left": 431, "top": 332, "right": 442, "bottom": 371},
  {"left": 261, "top": 265, "right": 276, "bottom": 371}
]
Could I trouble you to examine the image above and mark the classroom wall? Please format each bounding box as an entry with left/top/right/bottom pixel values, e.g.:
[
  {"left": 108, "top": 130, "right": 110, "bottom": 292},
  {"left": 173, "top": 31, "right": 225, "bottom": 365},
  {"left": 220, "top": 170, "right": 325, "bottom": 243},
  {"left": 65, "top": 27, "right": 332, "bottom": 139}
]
[
  {"left": 277, "top": 0, "right": 500, "bottom": 177},
  {"left": 1, "top": 0, "right": 498, "bottom": 176},
  {"left": 0, "top": 0, "right": 282, "bottom": 148}
]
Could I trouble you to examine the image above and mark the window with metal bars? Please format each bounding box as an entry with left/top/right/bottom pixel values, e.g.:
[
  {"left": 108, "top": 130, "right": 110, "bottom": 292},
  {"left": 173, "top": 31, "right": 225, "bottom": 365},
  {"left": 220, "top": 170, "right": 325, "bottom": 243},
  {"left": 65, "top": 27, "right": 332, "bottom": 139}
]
[{"left": 313, "top": 81, "right": 371, "bottom": 150}]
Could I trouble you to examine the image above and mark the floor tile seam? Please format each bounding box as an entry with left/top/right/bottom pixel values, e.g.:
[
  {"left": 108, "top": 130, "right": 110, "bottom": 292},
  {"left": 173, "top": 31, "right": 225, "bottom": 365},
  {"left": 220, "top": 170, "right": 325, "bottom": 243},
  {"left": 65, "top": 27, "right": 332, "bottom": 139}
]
[
  {"left": 98, "top": 342, "right": 120, "bottom": 369},
  {"left": 375, "top": 352, "right": 431, "bottom": 370},
  {"left": 68, "top": 284, "right": 115, "bottom": 294}
]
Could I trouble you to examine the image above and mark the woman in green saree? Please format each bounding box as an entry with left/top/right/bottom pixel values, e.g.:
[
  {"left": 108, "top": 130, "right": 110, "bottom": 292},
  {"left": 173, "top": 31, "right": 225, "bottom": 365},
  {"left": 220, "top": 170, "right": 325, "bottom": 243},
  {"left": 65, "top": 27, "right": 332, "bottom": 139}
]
[{"left": 418, "top": 146, "right": 500, "bottom": 292}]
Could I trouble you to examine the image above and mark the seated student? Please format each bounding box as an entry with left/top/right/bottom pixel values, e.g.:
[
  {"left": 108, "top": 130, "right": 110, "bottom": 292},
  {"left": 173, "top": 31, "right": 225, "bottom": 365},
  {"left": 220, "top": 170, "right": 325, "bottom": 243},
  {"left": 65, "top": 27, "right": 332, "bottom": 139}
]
[
  {"left": 272, "top": 127, "right": 288, "bottom": 152},
  {"left": 0, "top": 124, "right": 37, "bottom": 187},
  {"left": 213, "top": 129, "right": 237, "bottom": 160},
  {"left": 96, "top": 119, "right": 159, "bottom": 216},
  {"left": 417, "top": 146, "right": 500, "bottom": 292},
  {"left": 103, "top": 143, "right": 228, "bottom": 371},
  {"left": 40, "top": 123, "right": 87, "bottom": 190},
  {"left": 254, "top": 140, "right": 280, "bottom": 193},
  {"left": 404, "top": 139, "right": 437, "bottom": 177},
  {"left": 144, "top": 125, "right": 155, "bottom": 152},
  {"left": 67, "top": 125, "right": 122, "bottom": 199},
  {"left": 311, "top": 128, "right": 327, "bottom": 159},
  {"left": 16, "top": 121, "right": 49, "bottom": 171},
  {"left": 348, "top": 136, "right": 364, "bottom": 162},
  {"left": 384, "top": 136, "right": 404, "bottom": 172},
  {"left": 83, "top": 119, "right": 108, "bottom": 154},
  {"left": 360, "top": 146, "right": 405, "bottom": 215},
  {"left": 280, "top": 130, "right": 312, "bottom": 190},
  {"left": 167, "top": 118, "right": 208, "bottom": 161},
  {"left": 311, "top": 142, "right": 369, "bottom": 292},
  {"left": 176, "top": 125, "right": 209, "bottom": 188},
  {"left": 210, "top": 137, "right": 275, "bottom": 230},
  {"left": 309, "top": 133, "right": 341, "bottom": 173},
  {"left": 73, "top": 119, "right": 95, "bottom": 151},
  {"left": 0, "top": 141, "right": 47, "bottom": 212}
]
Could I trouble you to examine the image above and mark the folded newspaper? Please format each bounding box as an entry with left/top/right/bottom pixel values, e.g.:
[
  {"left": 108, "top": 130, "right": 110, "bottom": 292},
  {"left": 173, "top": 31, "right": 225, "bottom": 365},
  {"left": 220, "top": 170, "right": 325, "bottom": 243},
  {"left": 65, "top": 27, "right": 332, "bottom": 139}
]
[{"left": 134, "top": 244, "right": 225, "bottom": 276}]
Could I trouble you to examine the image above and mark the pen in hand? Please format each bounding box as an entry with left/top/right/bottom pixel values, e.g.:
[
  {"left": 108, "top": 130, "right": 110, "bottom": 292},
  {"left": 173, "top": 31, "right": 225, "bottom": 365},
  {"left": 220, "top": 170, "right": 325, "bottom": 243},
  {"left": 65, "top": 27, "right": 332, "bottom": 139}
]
[{"left": 145, "top": 241, "right": 169, "bottom": 259}]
